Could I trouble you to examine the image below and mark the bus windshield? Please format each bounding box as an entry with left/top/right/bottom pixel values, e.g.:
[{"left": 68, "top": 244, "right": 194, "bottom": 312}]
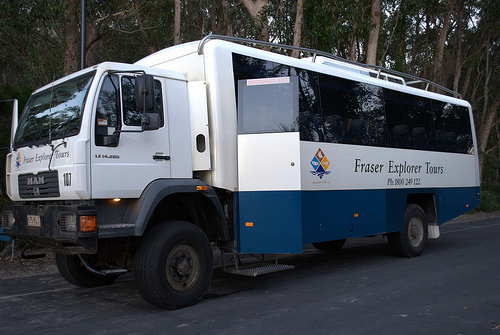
[{"left": 14, "top": 71, "right": 96, "bottom": 149}]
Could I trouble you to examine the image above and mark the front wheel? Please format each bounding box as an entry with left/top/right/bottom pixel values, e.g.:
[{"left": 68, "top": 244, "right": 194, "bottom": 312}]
[
  {"left": 134, "top": 221, "right": 213, "bottom": 309},
  {"left": 388, "top": 204, "right": 428, "bottom": 257}
]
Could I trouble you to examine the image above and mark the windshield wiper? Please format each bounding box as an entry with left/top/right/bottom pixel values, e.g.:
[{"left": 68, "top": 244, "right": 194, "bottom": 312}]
[
  {"left": 27, "top": 129, "right": 50, "bottom": 148},
  {"left": 49, "top": 118, "right": 79, "bottom": 138}
]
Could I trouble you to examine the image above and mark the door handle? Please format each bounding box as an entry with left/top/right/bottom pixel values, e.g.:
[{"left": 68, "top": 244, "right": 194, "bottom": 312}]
[{"left": 153, "top": 155, "right": 170, "bottom": 161}]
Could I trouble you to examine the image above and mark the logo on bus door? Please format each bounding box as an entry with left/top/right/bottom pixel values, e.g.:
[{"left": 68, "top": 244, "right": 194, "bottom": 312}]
[{"left": 310, "top": 148, "right": 331, "bottom": 179}]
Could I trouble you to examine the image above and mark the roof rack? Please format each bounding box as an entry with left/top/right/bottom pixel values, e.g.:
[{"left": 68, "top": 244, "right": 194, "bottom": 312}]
[{"left": 198, "top": 35, "right": 461, "bottom": 99}]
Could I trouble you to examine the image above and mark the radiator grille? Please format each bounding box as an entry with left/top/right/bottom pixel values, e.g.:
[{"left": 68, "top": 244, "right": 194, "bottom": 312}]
[{"left": 18, "top": 171, "right": 60, "bottom": 198}]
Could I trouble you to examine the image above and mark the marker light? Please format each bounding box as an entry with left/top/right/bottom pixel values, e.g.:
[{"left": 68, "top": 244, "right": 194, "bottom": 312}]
[{"left": 80, "top": 216, "right": 96, "bottom": 232}]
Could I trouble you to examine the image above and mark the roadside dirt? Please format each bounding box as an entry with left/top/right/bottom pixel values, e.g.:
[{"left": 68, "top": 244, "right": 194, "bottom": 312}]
[
  {"left": 1, "top": 211, "right": 499, "bottom": 280},
  {"left": 0, "top": 245, "right": 56, "bottom": 279}
]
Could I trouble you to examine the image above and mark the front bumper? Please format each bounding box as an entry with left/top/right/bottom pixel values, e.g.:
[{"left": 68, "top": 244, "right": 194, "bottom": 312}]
[{"left": 2, "top": 203, "right": 97, "bottom": 253}]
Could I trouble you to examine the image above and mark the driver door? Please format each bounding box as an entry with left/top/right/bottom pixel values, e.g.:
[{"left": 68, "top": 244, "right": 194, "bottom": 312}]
[{"left": 90, "top": 74, "right": 170, "bottom": 199}]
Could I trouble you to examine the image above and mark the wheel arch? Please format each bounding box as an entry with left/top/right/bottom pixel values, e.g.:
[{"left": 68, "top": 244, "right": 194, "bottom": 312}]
[
  {"left": 406, "top": 193, "right": 437, "bottom": 224},
  {"left": 125, "top": 179, "right": 229, "bottom": 242}
]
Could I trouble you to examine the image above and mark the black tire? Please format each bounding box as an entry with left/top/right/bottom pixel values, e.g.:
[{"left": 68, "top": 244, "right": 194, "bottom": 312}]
[
  {"left": 55, "top": 253, "right": 119, "bottom": 287},
  {"left": 134, "top": 221, "right": 213, "bottom": 309},
  {"left": 388, "top": 204, "right": 428, "bottom": 257},
  {"left": 313, "top": 239, "right": 346, "bottom": 251}
]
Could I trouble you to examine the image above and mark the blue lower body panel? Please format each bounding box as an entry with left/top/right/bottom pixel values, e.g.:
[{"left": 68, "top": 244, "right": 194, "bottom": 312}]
[
  {"left": 236, "top": 186, "right": 480, "bottom": 254},
  {"left": 236, "top": 191, "right": 302, "bottom": 253}
]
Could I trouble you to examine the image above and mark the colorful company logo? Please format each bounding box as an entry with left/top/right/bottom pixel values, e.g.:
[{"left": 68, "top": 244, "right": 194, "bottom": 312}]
[
  {"left": 310, "top": 148, "right": 331, "bottom": 179},
  {"left": 15, "top": 153, "right": 21, "bottom": 169}
]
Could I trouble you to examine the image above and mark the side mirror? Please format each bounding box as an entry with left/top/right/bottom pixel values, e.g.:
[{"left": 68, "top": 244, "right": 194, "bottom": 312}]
[
  {"left": 135, "top": 75, "right": 155, "bottom": 112},
  {"left": 142, "top": 113, "right": 161, "bottom": 131}
]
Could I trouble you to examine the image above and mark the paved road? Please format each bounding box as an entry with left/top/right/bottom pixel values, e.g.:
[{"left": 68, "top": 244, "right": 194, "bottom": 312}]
[{"left": 1, "top": 215, "right": 499, "bottom": 335}]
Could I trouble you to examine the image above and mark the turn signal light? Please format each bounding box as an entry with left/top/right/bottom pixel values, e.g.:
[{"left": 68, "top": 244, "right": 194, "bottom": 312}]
[{"left": 80, "top": 216, "right": 96, "bottom": 232}]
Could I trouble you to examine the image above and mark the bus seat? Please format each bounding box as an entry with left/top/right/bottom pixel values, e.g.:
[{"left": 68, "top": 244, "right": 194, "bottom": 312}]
[
  {"left": 434, "top": 130, "right": 444, "bottom": 150},
  {"left": 444, "top": 132, "right": 457, "bottom": 152},
  {"left": 324, "top": 115, "right": 344, "bottom": 143},
  {"left": 412, "top": 127, "right": 429, "bottom": 150},
  {"left": 345, "top": 119, "right": 368, "bottom": 144},
  {"left": 393, "top": 124, "right": 411, "bottom": 148},
  {"left": 299, "top": 111, "right": 323, "bottom": 142}
]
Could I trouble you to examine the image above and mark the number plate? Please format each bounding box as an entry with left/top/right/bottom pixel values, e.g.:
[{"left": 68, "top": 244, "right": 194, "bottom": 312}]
[{"left": 27, "top": 215, "right": 41, "bottom": 227}]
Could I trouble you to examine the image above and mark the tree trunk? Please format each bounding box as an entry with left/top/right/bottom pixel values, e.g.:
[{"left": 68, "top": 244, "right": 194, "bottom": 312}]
[
  {"left": 478, "top": 97, "right": 500, "bottom": 179},
  {"left": 366, "top": 0, "right": 381, "bottom": 65},
  {"left": 63, "top": 0, "right": 79, "bottom": 76},
  {"left": 432, "top": 0, "right": 457, "bottom": 85},
  {"left": 349, "top": 25, "right": 358, "bottom": 62},
  {"left": 453, "top": 0, "right": 463, "bottom": 93},
  {"left": 241, "top": 0, "right": 269, "bottom": 42},
  {"left": 134, "top": 0, "right": 156, "bottom": 53},
  {"left": 174, "top": 0, "right": 181, "bottom": 45},
  {"left": 477, "top": 44, "right": 499, "bottom": 179},
  {"left": 461, "top": 66, "right": 472, "bottom": 98},
  {"left": 86, "top": 19, "right": 98, "bottom": 67},
  {"left": 291, "top": 0, "right": 305, "bottom": 58},
  {"left": 223, "top": 1, "right": 233, "bottom": 36}
]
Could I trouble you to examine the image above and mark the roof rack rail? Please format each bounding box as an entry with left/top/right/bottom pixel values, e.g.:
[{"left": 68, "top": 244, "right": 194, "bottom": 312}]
[{"left": 198, "top": 35, "right": 461, "bottom": 99}]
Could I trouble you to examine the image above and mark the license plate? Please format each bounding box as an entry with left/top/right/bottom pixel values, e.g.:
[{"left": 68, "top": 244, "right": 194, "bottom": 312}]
[{"left": 27, "top": 215, "right": 41, "bottom": 227}]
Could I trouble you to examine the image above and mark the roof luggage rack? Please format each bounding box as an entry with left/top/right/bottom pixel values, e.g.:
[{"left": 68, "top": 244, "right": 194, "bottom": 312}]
[{"left": 198, "top": 35, "right": 461, "bottom": 99}]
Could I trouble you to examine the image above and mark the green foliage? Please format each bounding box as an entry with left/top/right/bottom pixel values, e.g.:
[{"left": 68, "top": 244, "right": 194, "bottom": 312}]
[
  {"left": 476, "top": 189, "right": 500, "bottom": 212},
  {"left": 0, "top": 0, "right": 498, "bottom": 213}
]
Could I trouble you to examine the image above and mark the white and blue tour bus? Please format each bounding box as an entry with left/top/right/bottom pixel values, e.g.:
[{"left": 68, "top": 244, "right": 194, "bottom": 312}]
[{"left": 2, "top": 35, "right": 480, "bottom": 309}]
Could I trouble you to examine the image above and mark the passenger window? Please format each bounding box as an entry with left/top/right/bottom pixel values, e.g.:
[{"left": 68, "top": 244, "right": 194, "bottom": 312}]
[
  {"left": 121, "top": 76, "right": 164, "bottom": 127},
  {"left": 384, "top": 90, "right": 432, "bottom": 150},
  {"left": 319, "top": 74, "right": 386, "bottom": 146},
  {"left": 95, "top": 75, "right": 120, "bottom": 146},
  {"left": 237, "top": 76, "right": 299, "bottom": 134},
  {"left": 432, "top": 102, "right": 473, "bottom": 154},
  {"left": 295, "top": 68, "right": 322, "bottom": 142}
]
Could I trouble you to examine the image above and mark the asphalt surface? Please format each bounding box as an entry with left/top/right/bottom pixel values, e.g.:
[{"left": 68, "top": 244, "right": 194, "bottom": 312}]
[{"left": 0, "top": 215, "right": 499, "bottom": 335}]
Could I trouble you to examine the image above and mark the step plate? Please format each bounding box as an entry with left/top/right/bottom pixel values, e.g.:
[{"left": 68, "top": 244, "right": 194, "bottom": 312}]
[{"left": 225, "top": 263, "right": 295, "bottom": 277}]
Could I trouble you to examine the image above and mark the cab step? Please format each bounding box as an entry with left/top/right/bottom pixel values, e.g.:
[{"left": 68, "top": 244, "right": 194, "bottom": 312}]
[{"left": 221, "top": 251, "right": 294, "bottom": 277}]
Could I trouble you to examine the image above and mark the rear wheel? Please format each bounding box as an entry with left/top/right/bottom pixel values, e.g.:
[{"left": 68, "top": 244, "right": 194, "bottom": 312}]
[
  {"left": 55, "top": 253, "right": 119, "bottom": 287},
  {"left": 388, "top": 204, "right": 428, "bottom": 257},
  {"left": 313, "top": 239, "right": 346, "bottom": 251},
  {"left": 134, "top": 221, "right": 213, "bottom": 309}
]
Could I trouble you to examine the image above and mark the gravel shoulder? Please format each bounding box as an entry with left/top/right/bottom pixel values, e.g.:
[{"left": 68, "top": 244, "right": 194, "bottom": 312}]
[{"left": 1, "top": 211, "right": 499, "bottom": 280}]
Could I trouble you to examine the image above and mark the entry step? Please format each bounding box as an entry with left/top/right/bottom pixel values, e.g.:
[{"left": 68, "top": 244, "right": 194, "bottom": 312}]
[{"left": 225, "top": 263, "right": 295, "bottom": 277}]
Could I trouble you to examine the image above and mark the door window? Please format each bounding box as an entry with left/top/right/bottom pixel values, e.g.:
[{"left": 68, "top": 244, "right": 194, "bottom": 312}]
[
  {"left": 95, "top": 75, "right": 120, "bottom": 146},
  {"left": 95, "top": 75, "right": 164, "bottom": 146}
]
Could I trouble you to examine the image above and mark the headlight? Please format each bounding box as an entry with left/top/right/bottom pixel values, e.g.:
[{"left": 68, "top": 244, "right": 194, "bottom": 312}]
[
  {"left": 60, "top": 212, "right": 77, "bottom": 232},
  {"left": 2, "top": 211, "right": 15, "bottom": 228}
]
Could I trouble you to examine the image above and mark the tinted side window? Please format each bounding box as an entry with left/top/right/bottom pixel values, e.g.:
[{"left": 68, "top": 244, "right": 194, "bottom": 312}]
[
  {"left": 233, "top": 54, "right": 299, "bottom": 135},
  {"left": 294, "top": 68, "right": 322, "bottom": 141},
  {"left": 233, "top": 54, "right": 321, "bottom": 140},
  {"left": 432, "top": 101, "right": 473, "bottom": 153},
  {"left": 319, "top": 74, "right": 386, "bottom": 146},
  {"left": 95, "top": 75, "right": 120, "bottom": 146},
  {"left": 384, "top": 90, "right": 433, "bottom": 150},
  {"left": 237, "top": 77, "right": 299, "bottom": 134},
  {"left": 122, "top": 76, "right": 164, "bottom": 127}
]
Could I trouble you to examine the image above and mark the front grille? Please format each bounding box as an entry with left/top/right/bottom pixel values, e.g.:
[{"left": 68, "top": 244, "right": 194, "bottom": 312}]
[{"left": 18, "top": 171, "right": 60, "bottom": 198}]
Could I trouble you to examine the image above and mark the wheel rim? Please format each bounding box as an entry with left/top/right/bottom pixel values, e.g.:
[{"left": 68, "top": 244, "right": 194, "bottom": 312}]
[
  {"left": 408, "top": 217, "right": 424, "bottom": 247},
  {"left": 165, "top": 242, "right": 201, "bottom": 292}
]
